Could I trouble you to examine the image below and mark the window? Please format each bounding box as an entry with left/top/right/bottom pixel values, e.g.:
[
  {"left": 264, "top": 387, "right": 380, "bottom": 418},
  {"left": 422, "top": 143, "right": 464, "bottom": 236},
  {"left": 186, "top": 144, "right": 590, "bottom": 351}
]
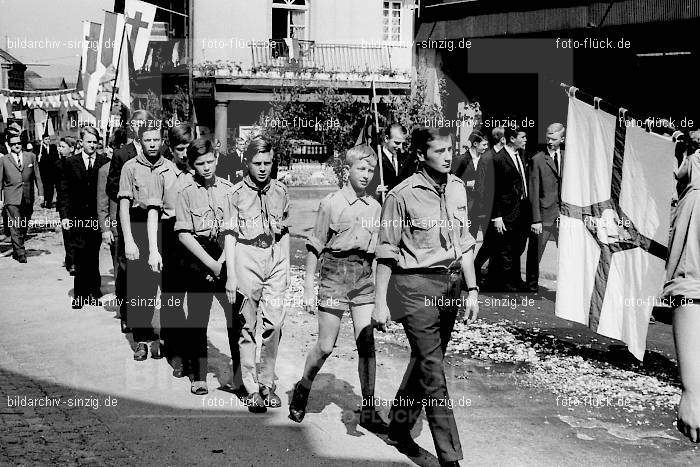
[
  {"left": 383, "top": 1, "right": 402, "bottom": 42},
  {"left": 272, "top": 0, "right": 308, "bottom": 40}
]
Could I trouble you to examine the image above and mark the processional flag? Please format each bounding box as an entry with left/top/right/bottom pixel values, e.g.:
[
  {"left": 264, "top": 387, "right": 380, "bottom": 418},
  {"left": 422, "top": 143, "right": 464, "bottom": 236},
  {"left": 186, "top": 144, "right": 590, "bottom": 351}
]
[{"left": 555, "top": 89, "right": 676, "bottom": 360}]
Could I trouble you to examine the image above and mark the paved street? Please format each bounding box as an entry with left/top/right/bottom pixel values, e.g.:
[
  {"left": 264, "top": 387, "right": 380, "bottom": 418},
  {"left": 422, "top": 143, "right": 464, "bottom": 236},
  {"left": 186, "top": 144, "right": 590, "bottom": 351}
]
[{"left": 1, "top": 191, "right": 698, "bottom": 465}]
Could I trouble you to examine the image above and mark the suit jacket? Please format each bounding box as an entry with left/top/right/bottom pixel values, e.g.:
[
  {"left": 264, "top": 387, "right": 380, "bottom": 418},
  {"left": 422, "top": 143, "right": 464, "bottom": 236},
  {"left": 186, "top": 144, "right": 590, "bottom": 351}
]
[
  {"left": 491, "top": 147, "right": 529, "bottom": 225},
  {"left": 367, "top": 147, "right": 407, "bottom": 201},
  {"left": 529, "top": 149, "right": 563, "bottom": 226},
  {"left": 106, "top": 141, "right": 139, "bottom": 202},
  {"left": 38, "top": 143, "right": 60, "bottom": 172},
  {"left": 97, "top": 163, "right": 118, "bottom": 236},
  {"left": 58, "top": 153, "right": 109, "bottom": 225},
  {"left": 474, "top": 148, "right": 497, "bottom": 220},
  {"left": 452, "top": 151, "right": 479, "bottom": 214},
  {"left": 0, "top": 151, "right": 43, "bottom": 205}
]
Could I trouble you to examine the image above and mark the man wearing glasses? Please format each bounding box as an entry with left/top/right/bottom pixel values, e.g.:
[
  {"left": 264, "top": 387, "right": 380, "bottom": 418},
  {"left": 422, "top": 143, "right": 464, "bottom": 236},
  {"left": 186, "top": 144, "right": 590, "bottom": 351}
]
[{"left": 0, "top": 134, "right": 43, "bottom": 263}]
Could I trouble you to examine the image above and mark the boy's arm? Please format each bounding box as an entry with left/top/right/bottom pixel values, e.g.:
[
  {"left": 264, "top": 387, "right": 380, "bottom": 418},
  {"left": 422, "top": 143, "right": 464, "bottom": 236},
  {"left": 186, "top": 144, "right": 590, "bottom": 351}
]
[
  {"left": 224, "top": 234, "right": 238, "bottom": 304},
  {"left": 146, "top": 208, "right": 161, "bottom": 272},
  {"left": 178, "top": 231, "right": 218, "bottom": 273},
  {"left": 119, "top": 198, "right": 138, "bottom": 260},
  {"left": 33, "top": 153, "right": 44, "bottom": 198}
]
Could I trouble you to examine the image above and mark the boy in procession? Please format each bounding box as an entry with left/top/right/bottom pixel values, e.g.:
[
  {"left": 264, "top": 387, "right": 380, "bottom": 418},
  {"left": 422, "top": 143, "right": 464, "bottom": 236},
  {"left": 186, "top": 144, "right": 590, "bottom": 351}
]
[
  {"left": 223, "top": 136, "right": 290, "bottom": 413},
  {"left": 288, "top": 144, "right": 387, "bottom": 432}
]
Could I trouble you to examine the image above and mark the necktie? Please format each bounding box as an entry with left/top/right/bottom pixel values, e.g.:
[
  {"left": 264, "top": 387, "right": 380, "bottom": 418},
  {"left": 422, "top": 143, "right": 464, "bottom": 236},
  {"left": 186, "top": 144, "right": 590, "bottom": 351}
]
[
  {"left": 88, "top": 155, "right": 94, "bottom": 170},
  {"left": 515, "top": 154, "right": 527, "bottom": 198},
  {"left": 16, "top": 155, "right": 22, "bottom": 170},
  {"left": 554, "top": 151, "right": 560, "bottom": 176}
]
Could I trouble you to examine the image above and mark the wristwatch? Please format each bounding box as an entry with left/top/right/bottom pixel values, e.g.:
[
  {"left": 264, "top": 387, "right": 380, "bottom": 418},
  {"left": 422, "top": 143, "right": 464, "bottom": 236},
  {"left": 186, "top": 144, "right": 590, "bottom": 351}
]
[{"left": 467, "top": 286, "right": 479, "bottom": 293}]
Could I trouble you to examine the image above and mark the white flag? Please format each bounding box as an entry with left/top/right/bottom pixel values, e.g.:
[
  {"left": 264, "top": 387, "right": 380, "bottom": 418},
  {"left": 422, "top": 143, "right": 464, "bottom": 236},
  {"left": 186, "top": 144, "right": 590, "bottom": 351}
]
[
  {"left": 124, "top": 0, "right": 157, "bottom": 70},
  {"left": 555, "top": 95, "right": 676, "bottom": 360}
]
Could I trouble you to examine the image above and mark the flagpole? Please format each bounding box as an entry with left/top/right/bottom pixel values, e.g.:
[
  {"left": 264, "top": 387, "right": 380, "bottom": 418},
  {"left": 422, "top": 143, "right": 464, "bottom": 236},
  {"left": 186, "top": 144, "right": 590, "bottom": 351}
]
[
  {"left": 105, "top": 22, "right": 128, "bottom": 149},
  {"left": 372, "top": 80, "right": 385, "bottom": 203}
]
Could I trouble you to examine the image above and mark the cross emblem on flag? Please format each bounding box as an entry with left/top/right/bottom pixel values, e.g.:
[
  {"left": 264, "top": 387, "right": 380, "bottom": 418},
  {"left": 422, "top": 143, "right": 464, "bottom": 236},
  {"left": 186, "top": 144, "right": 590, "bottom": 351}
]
[{"left": 555, "top": 92, "right": 676, "bottom": 360}]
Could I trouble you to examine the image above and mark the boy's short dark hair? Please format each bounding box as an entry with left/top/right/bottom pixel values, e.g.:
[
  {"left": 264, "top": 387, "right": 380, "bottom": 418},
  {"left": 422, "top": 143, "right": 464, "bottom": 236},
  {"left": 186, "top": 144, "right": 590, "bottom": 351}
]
[
  {"left": 504, "top": 126, "right": 526, "bottom": 144},
  {"left": 411, "top": 127, "right": 452, "bottom": 156},
  {"left": 186, "top": 138, "right": 214, "bottom": 167},
  {"left": 169, "top": 124, "right": 193, "bottom": 146},
  {"left": 468, "top": 130, "right": 486, "bottom": 146},
  {"left": 60, "top": 136, "right": 77, "bottom": 148}
]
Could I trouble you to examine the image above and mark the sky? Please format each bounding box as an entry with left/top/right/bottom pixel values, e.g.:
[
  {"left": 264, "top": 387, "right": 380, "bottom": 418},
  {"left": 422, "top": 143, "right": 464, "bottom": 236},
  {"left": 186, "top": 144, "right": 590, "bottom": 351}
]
[{"left": 0, "top": 0, "right": 114, "bottom": 81}]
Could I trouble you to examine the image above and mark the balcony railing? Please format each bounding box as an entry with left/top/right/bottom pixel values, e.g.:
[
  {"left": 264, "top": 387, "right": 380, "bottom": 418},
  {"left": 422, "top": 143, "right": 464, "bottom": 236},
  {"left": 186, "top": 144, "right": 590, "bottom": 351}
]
[{"left": 251, "top": 39, "right": 394, "bottom": 74}]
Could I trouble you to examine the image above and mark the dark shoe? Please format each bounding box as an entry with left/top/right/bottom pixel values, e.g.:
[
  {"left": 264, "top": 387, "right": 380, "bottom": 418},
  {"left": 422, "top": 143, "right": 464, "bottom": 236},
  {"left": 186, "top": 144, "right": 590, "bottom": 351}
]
[
  {"left": 71, "top": 298, "right": 83, "bottom": 309},
  {"left": 359, "top": 406, "right": 389, "bottom": 434},
  {"left": 260, "top": 385, "right": 282, "bottom": 409},
  {"left": 16, "top": 255, "right": 27, "bottom": 263},
  {"left": 150, "top": 340, "right": 164, "bottom": 359},
  {"left": 387, "top": 432, "right": 421, "bottom": 457},
  {"left": 440, "top": 462, "right": 461, "bottom": 467},
  {"left": 219, "top": 383, "right": 249, "bottom": 400},
  {"left": 133, "top": 343, "right": 148, "bottom": 361},
  {"left": 69, "top": 265, "right": 76, "bottom": 276},
  {"left": 288, "top": 380, "right": 311, "bottom": 423},
  {"left": 171, "top": 356, "right": 185, "bottom": 378},
  {"left": 191, "top": 381, "right": 208, "bottom": 395},
  {"left": 246, "top": 392, "right": 267, "bottom": 413}
]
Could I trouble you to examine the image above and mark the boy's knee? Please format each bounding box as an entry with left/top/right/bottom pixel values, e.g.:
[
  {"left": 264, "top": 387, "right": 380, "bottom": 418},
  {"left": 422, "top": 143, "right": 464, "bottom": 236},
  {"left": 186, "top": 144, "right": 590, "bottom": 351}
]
[{"left": 318, "top": 342, "right": 334, "bottom": 358}]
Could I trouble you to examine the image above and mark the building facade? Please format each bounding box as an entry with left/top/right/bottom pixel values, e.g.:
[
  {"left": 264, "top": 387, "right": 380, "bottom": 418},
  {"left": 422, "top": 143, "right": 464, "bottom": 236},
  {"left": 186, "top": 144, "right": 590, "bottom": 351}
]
[{"left": 192, "top": 0, "right": 415, "bottom": 153}]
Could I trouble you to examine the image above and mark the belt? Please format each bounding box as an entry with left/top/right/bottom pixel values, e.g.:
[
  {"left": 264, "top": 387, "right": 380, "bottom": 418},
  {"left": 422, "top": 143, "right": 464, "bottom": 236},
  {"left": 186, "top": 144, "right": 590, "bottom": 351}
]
[
  {"left": 237, "top": 233, "right": 284, "bottom": 249},
  {"left": 393, "top": 267, "right": 451, "bottom": 275},
  {"left": 326, "top": 250, "right": 373, "bottom": 262}
]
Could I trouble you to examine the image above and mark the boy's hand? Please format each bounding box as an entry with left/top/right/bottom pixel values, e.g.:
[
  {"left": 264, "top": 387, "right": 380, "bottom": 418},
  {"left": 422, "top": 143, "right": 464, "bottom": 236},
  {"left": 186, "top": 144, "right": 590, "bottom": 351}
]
[
  {"left": 102, "top": 231, "right": 114, "bottom": 245},
  {"left": 494, "top": 218, "right": 507, "bottom": 234},
  {"left": 61, "top": 218, "right": 71, "bottom": 231},
  {"left": 148, "top": 251, "right": 162, "bottom": 273},
  {"left": 461, "top": 291, "right": 479, "bottom": 324},
  {"left": 209, "top": 258, "right": 223, "bottom": 277},
  {"left": 372, "top": 300, "right": 391, "bottom": 332},
  {"left": 303, "top": 288, "right": 316, "bottom": 313},
  {"left": 125, "top": 240, "right": 139, "bottom": 261},
  {"left": 225, "top": 276, "right": 238, "bottom": 304}
]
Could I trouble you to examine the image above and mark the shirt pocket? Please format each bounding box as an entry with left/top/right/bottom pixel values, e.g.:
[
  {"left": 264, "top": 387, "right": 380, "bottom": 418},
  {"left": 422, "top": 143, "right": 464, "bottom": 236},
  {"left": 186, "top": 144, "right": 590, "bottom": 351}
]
[
  {"left": 132, "top": 171, "right": 152, "bottom": 202},
  {"left": 191, "top": 205, "right": 213, "bottom": 236},
  {"left": 409, "top": 217, "right": 438, "bottom": 248},
  {"left": 329, "top": 222, "right": 352, "bottom": 248},
  {"left": 268, "top": 207, "right": 285, "bottom": 235}
]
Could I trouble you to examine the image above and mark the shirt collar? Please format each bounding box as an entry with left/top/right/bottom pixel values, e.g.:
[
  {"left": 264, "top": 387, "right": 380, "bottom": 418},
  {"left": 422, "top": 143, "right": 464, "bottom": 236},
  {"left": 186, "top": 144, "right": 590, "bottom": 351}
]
[
  {"left": 340, "top": 183, "right": 369, "bottom": 205},
  {"left": 413, "top": 169, "right": 447, "bottom": 194},
  {"left": 135, "top": 152, "right": 165, "bottom": 169},
  {"left": 505, "top": 145, "right": 518, "bottom": 158},
  {"left": 244, "top": 174, "right": 271, "bottom": 193},
  {"left": 548, "top": 148, "right": 560, "bottom": 157}
]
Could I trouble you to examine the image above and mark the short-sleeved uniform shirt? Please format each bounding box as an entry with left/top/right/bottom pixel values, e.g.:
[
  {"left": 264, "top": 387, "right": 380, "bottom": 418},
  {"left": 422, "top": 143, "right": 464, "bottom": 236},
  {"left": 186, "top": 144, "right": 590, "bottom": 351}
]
[
  {"left": 375, "top": 170, "right": 476, "bottom": 270},
  {"left": 118, "top": 153, "right": 170, "bottom": 210},
  {"left": 306, "top": 184, "right": 381, "bottom": 255},
  {"left": 174, "top": 175, "right": 233, "bottom": 242},
  {"left": 155, "top": 161, "right": 192, "bottom": 220},
  {"left": 223, "top": 176, "right": 290, "bottom": 242}
]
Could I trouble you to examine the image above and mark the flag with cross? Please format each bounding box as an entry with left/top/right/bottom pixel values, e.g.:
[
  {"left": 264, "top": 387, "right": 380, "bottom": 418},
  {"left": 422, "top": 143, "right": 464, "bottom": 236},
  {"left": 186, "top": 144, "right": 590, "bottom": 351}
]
[
  {"left": 555, "top": 91, "right": 676, "bottom": 360},
  {"left": 125, "top": 0, "right": 157, "bottom": 71}
]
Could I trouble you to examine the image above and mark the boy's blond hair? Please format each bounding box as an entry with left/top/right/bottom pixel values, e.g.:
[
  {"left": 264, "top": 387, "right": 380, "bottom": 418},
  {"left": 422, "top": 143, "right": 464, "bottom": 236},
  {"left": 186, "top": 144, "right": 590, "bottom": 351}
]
[{"left": 344, "top": 144, "right": 378, "bottom": 167}]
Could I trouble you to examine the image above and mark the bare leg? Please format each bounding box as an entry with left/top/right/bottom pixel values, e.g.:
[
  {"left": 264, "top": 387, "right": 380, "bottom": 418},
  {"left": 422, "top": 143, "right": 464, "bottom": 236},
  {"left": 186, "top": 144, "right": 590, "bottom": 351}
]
[
  {"left": 350, "top": 303, "right": 376, "bottom": 400},
  {"left": 301, "top": 308, "right": 343, "bottom": 384},
  {"left": 673, "top": 304, "right": 700, "bottom": 442}
]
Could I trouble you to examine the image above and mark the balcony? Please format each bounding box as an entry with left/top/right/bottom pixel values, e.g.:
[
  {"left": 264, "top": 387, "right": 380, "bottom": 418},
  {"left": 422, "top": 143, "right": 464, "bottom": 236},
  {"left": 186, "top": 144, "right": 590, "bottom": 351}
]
[{"left": 251, "top": 39, "right": 396, "bottom": 75}]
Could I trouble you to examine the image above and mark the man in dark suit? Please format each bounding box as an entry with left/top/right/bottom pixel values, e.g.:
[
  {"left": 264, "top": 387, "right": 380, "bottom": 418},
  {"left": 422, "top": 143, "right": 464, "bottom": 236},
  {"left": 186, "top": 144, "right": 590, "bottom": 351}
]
[
  {"left": 367, "top": 123, "right": 408, "bottom": 201},
  {"left": 452, "top": 130, "right": 489, "bottom": 238},
  {"left": 37, "top": 134, "right": 60, "bottom": 208},
  {"left": 473, "top": 127, "right": 504, "bottom": 283},
  {"left": 488, "top": 126, "right": 530, "bottom": 292},
  {"left": 526, "top": 123, "right": 565, "bottom": 292},
  {"left": 1, "top": 124, "right": 23, "bottom": 241},
  {"left": 106, "top": 110, "right": 151, "bottom": 322},
  {"left": 0, "top": 133, "right": 43, "bottom": 262},
  {"left": 59, "top": 127, "right": 109, "bottom": 309}
]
